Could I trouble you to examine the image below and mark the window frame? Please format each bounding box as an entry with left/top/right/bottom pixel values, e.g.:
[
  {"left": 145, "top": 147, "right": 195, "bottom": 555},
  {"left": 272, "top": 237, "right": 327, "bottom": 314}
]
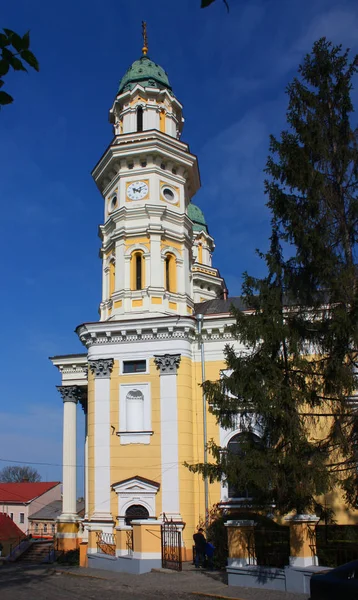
[
  {"left": 121, "top": 359, "right": 148, "bottom": 375},
  {"left": 19, "top": 512, "right": 25, "bottom": 524},
  {"left": 118, "top": 382, "right": 152, "bottom": 445},
  {"left": 137, "top": 106, "right": 143, "bottom": 132}
]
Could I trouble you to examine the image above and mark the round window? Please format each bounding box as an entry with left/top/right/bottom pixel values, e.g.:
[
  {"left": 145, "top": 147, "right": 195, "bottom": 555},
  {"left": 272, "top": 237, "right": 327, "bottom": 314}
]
[
  {"left": 162, "top": 187, "right": 176, "bottom": 203},
  {"left": 109, "top": 195, "right": 117, "bottom": 211}
]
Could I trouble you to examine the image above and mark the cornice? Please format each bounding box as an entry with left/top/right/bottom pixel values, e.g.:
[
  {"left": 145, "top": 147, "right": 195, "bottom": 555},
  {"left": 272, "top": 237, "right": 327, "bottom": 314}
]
[
  {"left": 76, "top": 314, "right": 236, "bottom": 348},
  {"left": 112, "top": 85, "right": 183, "bottom": 111},
  {"left": 92, "top": 131, "right": 196, "bottom": 183}
]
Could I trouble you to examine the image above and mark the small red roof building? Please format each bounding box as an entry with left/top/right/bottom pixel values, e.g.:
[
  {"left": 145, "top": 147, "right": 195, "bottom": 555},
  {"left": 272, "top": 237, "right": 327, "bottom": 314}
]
[
  {"left": 0, "top": 482, "right": 60, "bottom": 504},
  {"left": 0, "top": 482, "right": 61, "bottom": 534}
]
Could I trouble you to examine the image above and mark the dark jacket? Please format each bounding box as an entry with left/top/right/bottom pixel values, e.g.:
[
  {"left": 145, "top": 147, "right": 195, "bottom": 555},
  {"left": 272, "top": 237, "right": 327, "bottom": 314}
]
[{"left": 193, "top": 532, "right": 206, "bottom": 551}]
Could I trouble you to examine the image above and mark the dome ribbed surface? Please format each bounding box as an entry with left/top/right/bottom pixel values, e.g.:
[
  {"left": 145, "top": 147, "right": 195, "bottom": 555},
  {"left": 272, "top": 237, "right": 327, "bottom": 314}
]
[
  {"left": 118, "top": 56, "right": 172, "bottom": 94},
  {"left": 188, "top": 203, "right": 208, "bottom": 232}
]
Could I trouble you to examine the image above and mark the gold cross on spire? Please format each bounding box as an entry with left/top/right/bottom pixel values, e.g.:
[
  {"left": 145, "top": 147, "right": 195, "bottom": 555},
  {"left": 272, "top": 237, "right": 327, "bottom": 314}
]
[{"left": 142, "top": 21, "right": 148, "bottom": 56}]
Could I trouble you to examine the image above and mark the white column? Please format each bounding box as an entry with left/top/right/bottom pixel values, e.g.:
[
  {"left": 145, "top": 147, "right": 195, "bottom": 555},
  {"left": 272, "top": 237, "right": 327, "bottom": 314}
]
[
  {"left": 57, "top": 386, "right": 79, "bottom": 520},
  {"left": 115, "top": 240, "right": 125, "bottom": 291},
  {"left": 89, "top": 359, "right": 114, "bottom": 525},
  {"left": 154, "top": 354, "right": 181, "bottom": 520},
  {"left": 150, "top": 233, "right": 162, "bottom": 288}
]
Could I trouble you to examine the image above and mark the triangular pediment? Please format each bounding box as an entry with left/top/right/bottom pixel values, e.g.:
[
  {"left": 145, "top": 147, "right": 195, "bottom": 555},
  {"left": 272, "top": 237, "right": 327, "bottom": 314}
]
[{"left": 112, "top": 475, "right": 160, "bottom": 494}]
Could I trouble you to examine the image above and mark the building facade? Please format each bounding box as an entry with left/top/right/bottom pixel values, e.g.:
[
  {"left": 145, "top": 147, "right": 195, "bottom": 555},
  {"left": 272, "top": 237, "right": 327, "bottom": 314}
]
[
  {"left": 50, "top": 40, "right": 357, "bottom": 562},
  {"left": 50, "top": 41, "right": 247, "bottom": 558}
]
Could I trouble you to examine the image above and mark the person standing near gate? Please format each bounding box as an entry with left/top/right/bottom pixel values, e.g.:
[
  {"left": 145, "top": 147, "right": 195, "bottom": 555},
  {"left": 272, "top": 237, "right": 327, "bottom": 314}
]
[{"left": 193, "top": 528, "right": 206, "bottom": 568}]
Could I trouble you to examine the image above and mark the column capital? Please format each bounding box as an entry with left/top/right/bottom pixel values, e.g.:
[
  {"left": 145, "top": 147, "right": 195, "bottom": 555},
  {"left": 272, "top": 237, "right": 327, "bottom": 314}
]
[
  {"left": 89, "top": 358, "right": 114, "bottom": 378},
  {"left": 57, "top": 385, "right": 81, "bottom": 403},
  {"left": 154, "top": 354, "right": 181, "bottom": 375}
]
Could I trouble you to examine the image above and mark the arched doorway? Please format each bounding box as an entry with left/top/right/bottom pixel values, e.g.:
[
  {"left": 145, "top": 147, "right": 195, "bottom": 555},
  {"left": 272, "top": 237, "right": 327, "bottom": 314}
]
[{"left": 124, "top": 504, "right": 149, "bottom": 526}]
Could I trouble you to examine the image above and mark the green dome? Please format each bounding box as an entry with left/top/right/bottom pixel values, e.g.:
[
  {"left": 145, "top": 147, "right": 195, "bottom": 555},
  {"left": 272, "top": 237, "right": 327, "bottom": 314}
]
[
  {"left": 118, "top": 55, "right": 172, "bottom": 94},
  {"left": 188, "top": 203, "right": 208, "bottom": 233}
]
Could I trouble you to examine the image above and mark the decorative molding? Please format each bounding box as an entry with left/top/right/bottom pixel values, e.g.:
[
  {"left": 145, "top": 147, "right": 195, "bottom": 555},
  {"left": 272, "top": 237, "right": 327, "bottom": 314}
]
[
  {"left": 57, "top": 385, "right": 81, "bottom": 403},
  {"left": 58, "top": 365, "right": 88, "bottom": 376},
  {"left": 76, "top": 317, "right": 236, "bottom": 349},
  {"left": 154, "top": 353, "right": 181, "bottom": 375},
  {"left": 89, "top": 358, "right": 114, "bottom": 378}
]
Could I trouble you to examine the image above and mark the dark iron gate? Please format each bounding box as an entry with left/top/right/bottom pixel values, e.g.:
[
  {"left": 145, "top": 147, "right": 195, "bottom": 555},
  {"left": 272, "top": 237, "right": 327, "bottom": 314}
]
[{"left": 161, "top": 514, "right": 182, "bottom": 571}]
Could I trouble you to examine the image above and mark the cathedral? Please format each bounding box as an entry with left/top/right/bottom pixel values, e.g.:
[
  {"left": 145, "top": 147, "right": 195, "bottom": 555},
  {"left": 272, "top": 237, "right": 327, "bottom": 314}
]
[
  {"left": 50, "top": 30, "right": 355, "bottom": 570},
  {"left": 50, "top": 30, "right": 247, "bottom": 563}
]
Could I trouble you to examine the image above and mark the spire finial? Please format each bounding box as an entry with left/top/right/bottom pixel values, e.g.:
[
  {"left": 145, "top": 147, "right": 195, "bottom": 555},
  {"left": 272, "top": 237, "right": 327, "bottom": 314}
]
[{"left": 142, "top": 21, "right": 148, "bottom": 56}]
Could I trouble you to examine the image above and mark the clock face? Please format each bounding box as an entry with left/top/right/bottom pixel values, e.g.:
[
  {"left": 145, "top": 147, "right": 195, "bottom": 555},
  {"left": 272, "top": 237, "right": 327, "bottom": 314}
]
[{"left": 127, "top": 181, "right": 149, "bottom": 200}]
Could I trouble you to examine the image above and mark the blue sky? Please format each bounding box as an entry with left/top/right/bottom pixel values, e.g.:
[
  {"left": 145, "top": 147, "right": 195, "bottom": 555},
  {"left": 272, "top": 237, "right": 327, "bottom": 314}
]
[{"left": 1, "top": 0, "right": 358, "bottom": 494}]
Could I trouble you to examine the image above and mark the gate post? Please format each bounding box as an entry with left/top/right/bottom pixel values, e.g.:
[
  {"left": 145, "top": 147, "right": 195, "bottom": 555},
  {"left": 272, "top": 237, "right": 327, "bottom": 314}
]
[
  {"left": 115, "top": 525, "right": 133, "bottom": 557},
  {"left": 132, "top": 519, "right": 162, "bottom": 564},
  {"left": 286, "top": 515, "right": 319, "bottom": 567},
  {"left": 225, "top": 520, "right": 256, "bottom": 567},
  {"left": 87, "top": 529, "right": 101, "bottom": 554}
]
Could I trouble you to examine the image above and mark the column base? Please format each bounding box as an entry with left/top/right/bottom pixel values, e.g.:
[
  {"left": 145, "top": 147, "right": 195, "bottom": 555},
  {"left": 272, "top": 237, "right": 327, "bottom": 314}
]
[
  {"left": 58, "top": 513, "right": 79, "bottom": 523},
  {"left": 88, "top": 517, "right": 115, "bottom": 534},
  {"left": 160, "top": 512, "right": 183, "bottom": 522},
  {"left": 56, "top": 520, "right": 80, "bottom": 552}
]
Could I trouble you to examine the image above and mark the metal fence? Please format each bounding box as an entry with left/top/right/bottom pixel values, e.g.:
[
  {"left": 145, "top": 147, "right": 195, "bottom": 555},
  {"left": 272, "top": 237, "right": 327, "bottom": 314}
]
[
  {"left": 247, "top": 527, "right": 290, "bottom": 569},
  {"left": 96, "top": 532, "right": 116, "bottom": 556},
  {"left": 314, "top": 525, "right": 358, "bottom": 568},
  {"left": 126, "top": 529, "right": 133, "bottom": 556}
]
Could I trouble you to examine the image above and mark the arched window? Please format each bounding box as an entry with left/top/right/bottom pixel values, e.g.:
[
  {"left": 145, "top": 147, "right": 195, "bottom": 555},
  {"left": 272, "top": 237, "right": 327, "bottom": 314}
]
[
  {"left": 227, "top": 432, "right": 262, "bottom": 499},
  {"left": 109, "top": 258, "right": 115, "bottom": 296},
  {"left": 125, "top": 504, "right": 149, "bottom": 526},
  {"left": 137, "top": 106, "right": 143, "bottom": 132},
  {"left": 164, "top": 253, "right": 176, "bottom": 293},
  {"left": 136, "top": 253, "right": 142, "bottom": 289},
  {"left": 126, "top": 389, "right": 144, "bottom": 431},
  {"left": 131, "top": 251, "right": 145, "bottom": 290},
  {"left": 165, "top": 256, "right": 170, "bottom": 291}
]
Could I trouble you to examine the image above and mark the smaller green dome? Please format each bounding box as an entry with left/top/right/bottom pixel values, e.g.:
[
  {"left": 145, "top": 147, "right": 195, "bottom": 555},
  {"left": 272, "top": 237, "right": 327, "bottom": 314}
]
[
  {"left": 188, "top": 203, "right": 208, "bottom": 233},
  {"left": 118, "top": 55, "right": 172, "bottom": 94}
]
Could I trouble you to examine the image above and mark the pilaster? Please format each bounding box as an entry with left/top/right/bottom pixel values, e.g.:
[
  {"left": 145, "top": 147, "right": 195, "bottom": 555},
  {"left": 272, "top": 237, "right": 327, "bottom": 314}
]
[
  {"left": 88, "top": 358, "right": 115, "bottom": 525},
  {"left": 154, "top": 354, "right": 181, "bottom": 520}
]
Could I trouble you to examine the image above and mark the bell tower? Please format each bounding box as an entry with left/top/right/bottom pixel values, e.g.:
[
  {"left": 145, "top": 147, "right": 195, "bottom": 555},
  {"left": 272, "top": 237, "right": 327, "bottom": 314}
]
[{"left": 92, "top": 24, "right": 202, "bottom": 321}]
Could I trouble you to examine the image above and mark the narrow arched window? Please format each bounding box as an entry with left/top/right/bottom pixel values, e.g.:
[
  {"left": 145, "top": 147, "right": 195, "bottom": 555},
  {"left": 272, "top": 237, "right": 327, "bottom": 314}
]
[
  {"left": 109, "top": 258, "right": 115, "bottom": 296},
  {"left": 126, "top": 389, "right": 144, "bottom": 431},
  {"left": 165, "top": 256, "right": 170, "bottom": 291},
  {"left": 137, "top": 106, "right": 143, "bottom": 132},
  {"left": 164, "top": 253, "right": 176, "bottom": 293},
  {"left": 136, "top": 253, "right": 142, "bottom": 290}
]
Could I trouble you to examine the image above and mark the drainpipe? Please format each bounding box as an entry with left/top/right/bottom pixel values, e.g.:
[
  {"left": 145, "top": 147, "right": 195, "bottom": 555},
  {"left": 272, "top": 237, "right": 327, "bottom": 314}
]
[{"left": 197, "top": 313, "right": 209, "bottom": 525}]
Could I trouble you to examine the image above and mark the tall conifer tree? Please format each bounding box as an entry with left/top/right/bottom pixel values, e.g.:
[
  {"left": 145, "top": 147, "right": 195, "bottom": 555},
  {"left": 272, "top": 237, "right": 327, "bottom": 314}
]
[{"left": 188, "top": 39, "right": 358, "bottom": 515}]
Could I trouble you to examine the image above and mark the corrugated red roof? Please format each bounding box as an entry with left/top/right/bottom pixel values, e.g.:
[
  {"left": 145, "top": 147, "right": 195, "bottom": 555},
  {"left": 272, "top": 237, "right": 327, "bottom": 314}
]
[
  {"left": 0, "top": 512, "right": 25, "bottom": 541},
  {"left": 0, "top": 482, "right": 60, "bottom": 504}
]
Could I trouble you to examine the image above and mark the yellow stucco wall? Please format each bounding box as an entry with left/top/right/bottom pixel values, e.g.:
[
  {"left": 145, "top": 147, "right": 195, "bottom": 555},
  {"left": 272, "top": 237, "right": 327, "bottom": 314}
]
[
  {"left": 177, "top": 357, "right": 224, "bottom": 552},
  {"left": 109, "top": 359, "right": 162, "bottom": 520},
  {"left": 86, "top": 349, "right": 358, "bottom": 550}
]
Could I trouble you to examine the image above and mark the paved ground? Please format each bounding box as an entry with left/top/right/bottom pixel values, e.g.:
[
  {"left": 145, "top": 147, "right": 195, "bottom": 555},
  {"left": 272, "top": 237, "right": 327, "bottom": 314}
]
[{"left": 0, "top": 563, "right": 310, "bottom": 600}]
